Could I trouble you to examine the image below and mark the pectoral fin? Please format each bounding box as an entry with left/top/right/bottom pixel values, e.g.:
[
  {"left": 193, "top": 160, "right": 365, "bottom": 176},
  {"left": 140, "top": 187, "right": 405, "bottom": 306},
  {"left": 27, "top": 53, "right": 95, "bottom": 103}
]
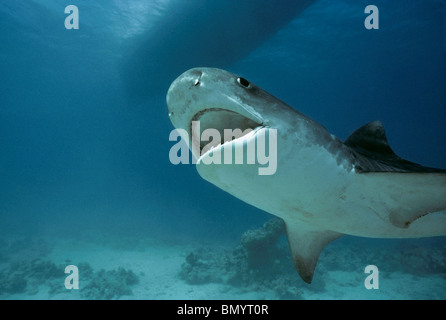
[
  {"left": 359, "top": 172, "right": 446, "bottom": 231},
  {"left": 284, "top": 221, "right": 343, "bottom": 283}
]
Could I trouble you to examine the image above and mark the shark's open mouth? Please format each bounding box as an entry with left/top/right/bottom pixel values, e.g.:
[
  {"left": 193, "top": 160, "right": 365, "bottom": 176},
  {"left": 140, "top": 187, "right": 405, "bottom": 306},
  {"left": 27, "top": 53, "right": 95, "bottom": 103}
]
[{"left": 191, "top": 108, "right": 263, "bottom": 155}]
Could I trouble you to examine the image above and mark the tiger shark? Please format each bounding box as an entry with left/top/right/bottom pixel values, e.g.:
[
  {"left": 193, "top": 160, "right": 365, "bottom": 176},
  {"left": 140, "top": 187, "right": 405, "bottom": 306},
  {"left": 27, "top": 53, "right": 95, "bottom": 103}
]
[{"left": 166, "top": 67, "right": 446, "bottom": 283}]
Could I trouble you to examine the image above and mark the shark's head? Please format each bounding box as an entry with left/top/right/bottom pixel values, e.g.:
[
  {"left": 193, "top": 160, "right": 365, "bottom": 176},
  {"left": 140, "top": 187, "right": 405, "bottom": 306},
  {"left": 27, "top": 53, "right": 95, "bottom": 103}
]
[
  {"left": 166, "top": 67, "right": 309, "bottom": 165},
  {"left": 167, "top": 68, "right": 264, "bottom": 159}
]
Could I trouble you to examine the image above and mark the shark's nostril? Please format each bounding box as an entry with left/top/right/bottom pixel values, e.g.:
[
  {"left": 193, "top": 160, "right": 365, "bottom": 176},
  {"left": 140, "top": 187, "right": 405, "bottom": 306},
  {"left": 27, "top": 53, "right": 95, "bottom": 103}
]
[
  {"left": 195, "top": 72, "right": 203, "bottom": 86},
  {"left": 188, "top": 69, "right": 203, "bottom": 87}
]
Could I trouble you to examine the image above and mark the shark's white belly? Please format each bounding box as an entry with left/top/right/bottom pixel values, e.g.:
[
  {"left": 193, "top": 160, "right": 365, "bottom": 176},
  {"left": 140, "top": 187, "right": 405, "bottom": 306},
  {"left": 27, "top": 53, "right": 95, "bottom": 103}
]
[{"left": 197, "top": 137, "right": 446, "bottom": 239}]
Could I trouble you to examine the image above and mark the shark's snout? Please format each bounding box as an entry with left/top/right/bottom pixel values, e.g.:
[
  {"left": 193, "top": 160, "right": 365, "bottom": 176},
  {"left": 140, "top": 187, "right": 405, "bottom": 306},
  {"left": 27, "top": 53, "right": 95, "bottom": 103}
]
[{"left": 166, "top": 68, "right": 204, "bottom": 124}]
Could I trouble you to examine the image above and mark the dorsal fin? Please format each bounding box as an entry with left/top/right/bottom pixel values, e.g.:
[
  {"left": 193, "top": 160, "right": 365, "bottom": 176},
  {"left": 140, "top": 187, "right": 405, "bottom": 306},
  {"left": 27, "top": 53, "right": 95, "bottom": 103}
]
[
  {"left": 344, "top": 121, "right": 446, "bottom": 173},
  {"left": 344, "top": 121, "right": 400, "bottom": 161}
]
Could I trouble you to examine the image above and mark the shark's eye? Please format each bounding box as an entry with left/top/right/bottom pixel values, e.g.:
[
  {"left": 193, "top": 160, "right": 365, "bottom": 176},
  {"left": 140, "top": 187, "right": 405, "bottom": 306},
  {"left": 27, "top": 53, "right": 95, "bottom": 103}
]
[{"left": 237, "top": 77, "right": 250, "bottom": 88}]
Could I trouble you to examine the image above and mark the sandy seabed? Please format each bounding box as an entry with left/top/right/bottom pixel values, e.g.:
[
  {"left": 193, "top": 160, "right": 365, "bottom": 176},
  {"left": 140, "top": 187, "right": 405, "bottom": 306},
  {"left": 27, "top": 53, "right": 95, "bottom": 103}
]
[{"left": 0, "top": 232, "right": 445, "bottom": 300}]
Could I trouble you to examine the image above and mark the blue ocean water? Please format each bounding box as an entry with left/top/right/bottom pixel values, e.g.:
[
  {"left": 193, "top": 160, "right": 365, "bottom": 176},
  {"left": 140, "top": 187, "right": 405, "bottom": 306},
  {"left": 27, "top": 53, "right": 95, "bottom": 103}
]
[{"left": 0, "top": 0, "right": 445, "bottom": 299}]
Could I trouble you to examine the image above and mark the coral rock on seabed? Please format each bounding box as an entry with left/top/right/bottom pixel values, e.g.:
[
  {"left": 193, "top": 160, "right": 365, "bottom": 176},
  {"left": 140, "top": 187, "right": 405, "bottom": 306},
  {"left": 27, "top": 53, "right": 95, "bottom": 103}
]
[
  {"left": 80, "top": 266, "right": 139, "bottom": 300},
  {"left": 179, "top": 218, "right": 306, "bottom": 298},
  {"left": 241, "top": 218, "right": 286, "bottom": 269}
]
